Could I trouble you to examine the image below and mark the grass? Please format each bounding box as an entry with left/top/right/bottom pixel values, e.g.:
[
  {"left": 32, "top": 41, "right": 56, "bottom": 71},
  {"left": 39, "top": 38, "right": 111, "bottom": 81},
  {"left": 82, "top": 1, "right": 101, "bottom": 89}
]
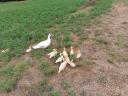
[
  {"left": 0, "top": 61, "right": 28, "bottom": 92},
  {"left": 39, "top": 79, "right": 60, "bottom": 96},
  {"left": 39, "top": 60, "right": 56, "bottom": 76},
  {"left": 0, "top": 0, "right": 85, "bottom": 62},
  {"left": 61, "top": 80, "right": 76, "bottom": 96},
  {"left": 0, "top": 0, "right": 115, "bottom": 62}
]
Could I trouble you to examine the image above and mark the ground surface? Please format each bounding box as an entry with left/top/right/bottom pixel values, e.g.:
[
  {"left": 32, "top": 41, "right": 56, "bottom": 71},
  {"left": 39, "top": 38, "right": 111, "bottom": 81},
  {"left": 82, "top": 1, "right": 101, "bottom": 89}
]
[{"left": 0, "top": 1, "right": 128, "bottom": 96}]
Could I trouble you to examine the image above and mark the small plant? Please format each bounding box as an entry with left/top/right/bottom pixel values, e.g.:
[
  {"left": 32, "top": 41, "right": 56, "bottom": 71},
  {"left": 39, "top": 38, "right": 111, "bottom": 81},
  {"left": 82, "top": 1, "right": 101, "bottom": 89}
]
[
  {"left": 68, "top": 89, "right": 76, "bottom": 96},
  {"left": 0, "top": 79, "right": 16, "bottom": 92},
  {"left": 0, "top": 61, "right": 28, "bottom": 92},
  {"left": 80, "top": 90, "right": 87, "bottom": 96},
  {"left": 94, "top": 36, "right": 108, "bottom": 45},
  {"left": 39, "top": 61, "right": 55, "bottom": 76},
  {"left": 39, "top": 80, "right": 60, "bottom": 96},
  {"left": 39, "top": 80, "right": 48, "bottom": 94},
  {"left": 84, "top": 59, "right": 94, "bottom": 65}
]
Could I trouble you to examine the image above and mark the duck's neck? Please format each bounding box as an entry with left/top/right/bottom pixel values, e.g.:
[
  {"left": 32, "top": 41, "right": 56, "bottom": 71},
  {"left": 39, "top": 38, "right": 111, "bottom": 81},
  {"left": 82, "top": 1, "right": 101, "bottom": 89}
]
[{"left": 47, "top": 35, "right": 51, "bottom": 40}]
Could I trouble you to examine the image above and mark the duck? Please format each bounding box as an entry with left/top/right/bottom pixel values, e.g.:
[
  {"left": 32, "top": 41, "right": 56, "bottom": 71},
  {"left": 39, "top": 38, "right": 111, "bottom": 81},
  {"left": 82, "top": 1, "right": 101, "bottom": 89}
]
[
  {"left": 70, "top": 46, "right": 74, "bottom": 55},
  {"left": 58, "top": 59, "right": 67, "bottom": 73},
  {"left": 76, "top": 49, "right": 82, "bottom": 59},
  {"left": 55, "top": 53, "right": 64, "bottom": 63},
  {"left": 62, "top": 47, "right": 68, "bottom": 58},
  {"left": 67, "top": 60, "right": 76, "bottom": 67},
  {"left": 1, "top": 48, "right": 9, "bottom": 53},
  {"left": 33, "top": 33, "right": 53, "bottom": 49},
  {"left": 48, "top": 49, "right": 57, "bottom": 58},
  {"left": 25, "top": 46, "right": 32, "bottom": 53}
]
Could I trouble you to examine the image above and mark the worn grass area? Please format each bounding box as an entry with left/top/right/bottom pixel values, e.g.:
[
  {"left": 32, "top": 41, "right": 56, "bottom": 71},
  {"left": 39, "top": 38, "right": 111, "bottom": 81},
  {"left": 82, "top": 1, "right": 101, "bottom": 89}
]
[
  {"left": 0, "top": 61, "right": 28, "bottom": 92},
  {"left": 39, "top": 79, "right": 60, "bottom": 96},
  {"left": 39, "top": 60, "right": 56, "bottom": 76}
]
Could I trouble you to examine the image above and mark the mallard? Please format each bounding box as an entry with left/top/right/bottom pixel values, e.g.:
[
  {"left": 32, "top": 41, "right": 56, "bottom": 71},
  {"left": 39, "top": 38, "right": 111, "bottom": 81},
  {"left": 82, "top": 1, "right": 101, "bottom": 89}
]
[
  {"left": 70, "top": 46, "right": 74, "bottom": 55},
  {"left": 48, "top": 49, "right": 57, "bottom": 58},
  {"left": 55, "top": 53, "right": 64, "bottom": 63},
  {"left": 76, "top": 49, "right": 82, "bottom": 59},
  {"left": 33, "top": 33, "right": 53, "bottom": 49},
  {"left": 58, "top": 59, "right": 67, "bottom": 73}
]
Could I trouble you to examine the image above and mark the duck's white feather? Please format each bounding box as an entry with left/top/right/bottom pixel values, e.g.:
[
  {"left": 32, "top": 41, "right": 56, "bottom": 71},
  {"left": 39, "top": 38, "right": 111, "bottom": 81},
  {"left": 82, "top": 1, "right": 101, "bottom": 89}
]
[
  {"left": 77, "top": 49, "right": 82, "bottom": 59},
  {"left": 55, "top": 55, "right": 64, "bottom": 63},
  {"left": 62, "top": 48, "right": 68, "bottom": 58},
  {"left": 58, "top": 60, "right": 67, "bottom": 73},
  {"left": 33, "top": 33, "right": 52, "bottom": 49},
  {"left": 49, "top": 51, "right": 57, "bottom": 58},
  {"left": 67, "top": 60, "right": 76, "bottom": 67},
  {"left": 70, "top": 46, "right": 74, "bottom": 55}
]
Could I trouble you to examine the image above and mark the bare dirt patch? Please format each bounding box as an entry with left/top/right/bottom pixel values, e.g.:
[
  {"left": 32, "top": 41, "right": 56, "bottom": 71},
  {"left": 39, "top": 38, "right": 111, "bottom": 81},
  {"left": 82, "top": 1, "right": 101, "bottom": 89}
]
[{"left": 47, "top": 3, "right": 128, "bottom": 96}]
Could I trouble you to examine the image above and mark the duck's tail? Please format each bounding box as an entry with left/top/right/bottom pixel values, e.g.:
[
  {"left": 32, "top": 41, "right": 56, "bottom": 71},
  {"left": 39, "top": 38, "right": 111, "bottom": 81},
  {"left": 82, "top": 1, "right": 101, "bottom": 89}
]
[{"left": 32, "top": 45, "right": 39, "bottom": 49}]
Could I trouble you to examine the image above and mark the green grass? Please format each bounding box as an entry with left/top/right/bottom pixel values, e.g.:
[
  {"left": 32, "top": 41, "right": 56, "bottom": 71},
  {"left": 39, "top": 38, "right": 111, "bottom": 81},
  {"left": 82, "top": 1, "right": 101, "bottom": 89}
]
[
  {"left": 39, "top": 79, "right": 60, "bottom": 96},
  {"left": 0, "top": 61, "right": 28, "bottom": 92},
  {"left": 61, "top": 80, "right": 76, "bottom": 96},
  {"left": 0, "top": 0, "right": 115, "bottom": 62},
  {"left": 39, "top": 60, "right": 56, "bottom": 76},
  {"left": 0, "top": 0, "right": 85, "bottom": 61}
]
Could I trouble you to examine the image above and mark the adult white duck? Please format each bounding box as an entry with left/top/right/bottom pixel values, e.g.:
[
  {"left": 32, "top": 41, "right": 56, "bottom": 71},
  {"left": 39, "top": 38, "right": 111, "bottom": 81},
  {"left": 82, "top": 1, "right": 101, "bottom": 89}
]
[{"left": 33, "top": 33, "right": 53, "bottom": 49}]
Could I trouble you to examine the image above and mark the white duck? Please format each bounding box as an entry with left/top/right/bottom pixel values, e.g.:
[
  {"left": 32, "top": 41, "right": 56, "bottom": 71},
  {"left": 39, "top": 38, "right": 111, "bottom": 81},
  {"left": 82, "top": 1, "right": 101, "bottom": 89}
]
[
  {"left": 33, "top": 33, "right": 53, "bottom": 49},
  {"left": 58, "top": 59, "right": 67, "bottom": 73},
  {"left": 48, "top": 49, "right": 57, "bottom": 58},
  {"left": 77, "top": 49, "right": 82, "bottom": 59},
  {"left": 70, "top": 46, "right": 74, "bottom": 55},
  {"left": 62, "top": 48, "right": 68, "bottom": 58},
  {"left": 55, "top": 53, "right": 64, "bottom": 63},
  {"left": 67, "top": 60, "right": 76, "bottom": 67},
  {"left": 25, "top": 46, "right": 32, "bottom": 53}
]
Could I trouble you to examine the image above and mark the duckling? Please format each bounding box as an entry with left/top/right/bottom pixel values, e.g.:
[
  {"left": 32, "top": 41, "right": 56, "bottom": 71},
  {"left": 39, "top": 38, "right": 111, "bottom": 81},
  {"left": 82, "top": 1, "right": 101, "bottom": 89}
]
[
  {"left": 70, "top": 46, "right": 74, "bottom": 55},
  {"left": 1, "top": 48, "right": 9, "bottom": 53},
  {"left": 58, "top": 59, "right": 67, "bottom": 73},
  {"left": 76, "top": 49, "right": 82, "bottom": 59},
  {"left": 62, "top": 47, "right": 68, "bottom": 58},
  {"left": 33, "top": 33, "right": 53, "bottom": 49},
  {"left": 25, "top": 46, "right": 32, "bottom": 53},
  {"left": 48, "top": 49, "right": 57, "bottom": 58},
  {"left": 67, "top": 60, "right": 76, "bottom": 67},
  {"left": 55, "top": 53, "right": 64, "bottom": 63}
]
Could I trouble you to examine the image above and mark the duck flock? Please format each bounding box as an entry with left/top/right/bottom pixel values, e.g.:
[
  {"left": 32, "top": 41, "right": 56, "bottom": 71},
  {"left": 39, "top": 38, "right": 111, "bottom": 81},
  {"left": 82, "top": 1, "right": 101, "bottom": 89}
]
[{"left": 25, "top": 33, "right": 82, "bottom": 73}]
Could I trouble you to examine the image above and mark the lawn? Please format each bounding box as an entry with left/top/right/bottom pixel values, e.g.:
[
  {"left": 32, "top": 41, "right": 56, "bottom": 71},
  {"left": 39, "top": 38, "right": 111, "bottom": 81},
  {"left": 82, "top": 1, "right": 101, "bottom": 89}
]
[
  {"left": 0, "top": 0, "right": 85, "bottom": 61},
  {"left": 0, "top": 0, "right": 114, "bottom": 62}
]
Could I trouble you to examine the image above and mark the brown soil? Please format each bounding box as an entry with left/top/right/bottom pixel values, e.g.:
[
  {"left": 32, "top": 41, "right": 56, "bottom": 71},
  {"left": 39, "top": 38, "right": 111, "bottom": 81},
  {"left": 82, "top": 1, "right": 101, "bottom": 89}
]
[
  {"left": 48, "top": 3, "right": 128, "bottom": 96},
  {"left": 1, "top": 2, "right": 128, "bottom": 96}
]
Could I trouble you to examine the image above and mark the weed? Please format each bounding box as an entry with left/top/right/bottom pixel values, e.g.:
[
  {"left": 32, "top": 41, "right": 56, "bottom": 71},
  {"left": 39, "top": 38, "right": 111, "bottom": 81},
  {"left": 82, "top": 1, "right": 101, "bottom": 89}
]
[
  {"left": 94, "top": 36, "right": 108, "bottom": 45},
  {"left": 39, "top": 61, "right": 55, "bottom": 76},
  {"left": 0, "top": 61, "right": 28, "bottom": 92},
  {"left": 0, "top": 79, "right": 16, "bottom": 92},
  {"left": 68, "top": 89, "right": 76, "bottom": 96},
  {"left": 84, "top": 59, "right": 94, "bottom": 65},
  {"left": 39, "top": 80, "right": 60, "bottom": 96},
  {"left": 80, "top": 90, "right": 87, "bottom": 96}
]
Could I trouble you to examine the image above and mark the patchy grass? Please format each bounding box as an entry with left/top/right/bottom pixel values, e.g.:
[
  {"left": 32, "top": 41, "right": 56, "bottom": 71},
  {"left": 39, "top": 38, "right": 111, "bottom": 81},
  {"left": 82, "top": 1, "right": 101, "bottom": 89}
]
[
  {"left": 39, "top": 79, "right": 60, "bottom": 96},
  {"left": 61, "top": 80, "right": 76, "bottom": 96},
  {"left": 0, "top": 79, "right": 16, "bottom": 93},
  {"left": 0, "top": 61, "right": 28, "bottom": 92},
  {"left": 39, "top": 60, "right": 56, "bottom": 76}
]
